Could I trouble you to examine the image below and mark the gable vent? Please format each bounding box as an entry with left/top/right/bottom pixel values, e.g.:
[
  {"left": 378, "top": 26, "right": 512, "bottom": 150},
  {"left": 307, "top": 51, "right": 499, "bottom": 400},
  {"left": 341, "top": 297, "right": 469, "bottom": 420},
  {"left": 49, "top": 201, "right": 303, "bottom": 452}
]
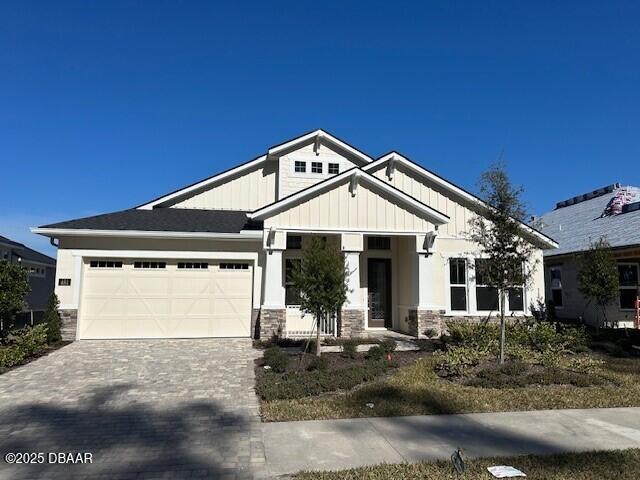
[{"left": 555, "top": 183, "right": 620, "bottom": 210}]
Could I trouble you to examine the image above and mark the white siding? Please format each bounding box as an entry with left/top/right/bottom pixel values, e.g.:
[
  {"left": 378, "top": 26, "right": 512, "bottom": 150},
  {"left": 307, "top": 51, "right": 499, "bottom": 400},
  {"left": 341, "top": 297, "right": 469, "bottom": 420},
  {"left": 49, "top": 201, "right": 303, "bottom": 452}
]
[
  {"left": 265, "top": 178, "right": 436, "bottom": 232},
  {"left": 370, "top": 163, "right": 476, "bottom": 237},
  {"left": 278, "top": 143, "right": 363, "bottom": 198},
  {"left": 171, "top": 161, "right": 277, "bottom": 210}
]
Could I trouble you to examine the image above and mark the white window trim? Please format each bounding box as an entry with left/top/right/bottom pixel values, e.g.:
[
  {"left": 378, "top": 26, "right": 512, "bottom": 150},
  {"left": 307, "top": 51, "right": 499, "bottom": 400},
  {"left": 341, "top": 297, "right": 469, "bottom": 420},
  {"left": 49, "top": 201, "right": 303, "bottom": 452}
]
[
  {"left": 549, "top": 265, "right": 564, "bottom": 310},
  {"left": 293, "top": 160, "right": 307, "bottom": 173},
  {"left": 443, "top": 254, "right": 528, "bottom": 316},
  {"left": 284, "top": 254, "right": 302, "bottom": 307},
  {"left": 446, "top": 257, "right": 469, "bottom": 314},
  {"left": 618, "top": 262, "right": 639, "bottom": 311}
]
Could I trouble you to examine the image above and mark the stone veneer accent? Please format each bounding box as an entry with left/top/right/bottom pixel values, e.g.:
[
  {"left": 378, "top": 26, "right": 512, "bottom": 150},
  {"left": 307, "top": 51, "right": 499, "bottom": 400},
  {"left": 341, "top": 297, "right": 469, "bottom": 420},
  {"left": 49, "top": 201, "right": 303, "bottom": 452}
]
[
  {"left": 339, "top": 309, "right": 365, "bottom": 337},
  {"left": 58, "top": 309, "right": 78, "bottom": 342},
  {"left": 407, "top": 309, "right": 444, "bottom": 338},
  {"left": 258, "top": 308, "right": 286, "bottom": 339}
]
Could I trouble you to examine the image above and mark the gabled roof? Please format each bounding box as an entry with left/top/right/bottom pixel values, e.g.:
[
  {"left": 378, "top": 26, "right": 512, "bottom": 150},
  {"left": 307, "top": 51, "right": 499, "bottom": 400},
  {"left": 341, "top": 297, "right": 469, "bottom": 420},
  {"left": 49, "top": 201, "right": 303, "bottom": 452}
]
[
  {"left": 249, "top": 167, "right": 450, "bottom": 225},
  {"left": 538, "top": 185, "right": 640, "bottom": 257},
  {"left": 0, "top": 235, "right": 56, "bottom": 266},
  {"left": 364, "top": 152, "right": 558, "bottom": 249},
  {"left": 267, "top": 128, "right": 373, "bottom": 164},
  {"left": 33, "top": 209, "right": 263, "bottom": 239},
  {"left": 137, "top": 129, "right": 372, "bottom": 210}
]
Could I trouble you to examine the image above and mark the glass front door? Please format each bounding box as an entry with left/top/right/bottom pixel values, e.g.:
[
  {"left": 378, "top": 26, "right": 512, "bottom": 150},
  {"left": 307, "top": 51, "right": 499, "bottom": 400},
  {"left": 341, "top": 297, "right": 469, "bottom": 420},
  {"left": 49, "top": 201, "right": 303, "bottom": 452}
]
[{"left": 367, "top": 258, "right": 391, "bottom": 328}]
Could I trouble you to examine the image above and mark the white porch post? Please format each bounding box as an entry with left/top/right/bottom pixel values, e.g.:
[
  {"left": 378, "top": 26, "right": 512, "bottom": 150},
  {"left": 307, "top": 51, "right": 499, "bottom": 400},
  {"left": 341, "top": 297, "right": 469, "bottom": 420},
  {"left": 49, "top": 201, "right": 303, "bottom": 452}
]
[
  {"left": 260, "top": 229, "right": 286, "bottom": 338},
  {"left": 340, "top": 233, "right": 365, "bottom": 336},
  {"left": 411, "top": 232, "right": 443, "bottom": 337}
]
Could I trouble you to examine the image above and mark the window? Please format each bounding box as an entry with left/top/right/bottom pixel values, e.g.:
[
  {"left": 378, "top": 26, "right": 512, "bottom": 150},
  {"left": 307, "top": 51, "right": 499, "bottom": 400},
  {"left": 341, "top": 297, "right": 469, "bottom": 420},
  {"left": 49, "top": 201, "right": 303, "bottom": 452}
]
[
  {"left": 618, "top": 263, "right": 639, "bottom": 310},
  {"left": 449, "top": 258, "right": 467, "bottom": 311},
  {"left": 287, "top": 235, "right": 302, "bottom": 250},
  {"left": 294, "top": 161, "right": 306, "bottom": 173},
  {"left": 89, "top": 260, "right": 123, "bottom": 268},
  {"left": 367, "top": 236, "right": 391, "bottom": 250},
  {"left": 177, "top": 262, "right": 208, "bottom": 269},
  {"left": 507, "top": 263, "right": 524, "bottom": 311},
  {"left": 134, "top": 261, "right": 166, "bottom": 269},
  {"left": 311, "top": 162, "right": 323, "bottom": 174},
  {"left": 550, "top": 266, "right": 563, "bottom": 308},
  {"left": 219, "top": 263, "right": 249, "bottom": 270},
  {"left": 328, "top": 163, "right": 339, "bottom": 174},
  {"left": 285, "top": 259, "right": 301, "bottom": 305},
  {"left": 475, "top": 259, "right": 499, "bottom": 311}
]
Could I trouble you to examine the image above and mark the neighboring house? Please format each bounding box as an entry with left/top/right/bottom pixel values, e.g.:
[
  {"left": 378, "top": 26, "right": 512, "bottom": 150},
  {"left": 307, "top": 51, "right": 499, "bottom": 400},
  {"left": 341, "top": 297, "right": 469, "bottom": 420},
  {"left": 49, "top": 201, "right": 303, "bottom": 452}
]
[
  {"left": 0, "top": 235, "right": 56, "bottom": 311},
  {"left": 32, "top": 129, "right": 557, "bottom": 341},
  {"left": 537, "top": 183, "right": 640, "bottom": 327}
]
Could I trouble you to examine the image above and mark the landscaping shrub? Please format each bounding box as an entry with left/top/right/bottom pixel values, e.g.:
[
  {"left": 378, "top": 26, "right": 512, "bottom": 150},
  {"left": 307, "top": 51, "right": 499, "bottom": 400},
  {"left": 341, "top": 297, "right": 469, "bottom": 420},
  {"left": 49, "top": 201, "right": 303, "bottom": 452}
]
[
  {"left": 433, "top": 346, "right": 485, "bottom": 378},
  {"left": 0, "top": 324, "right": 49, "bottom": 370},
  {"left": 423, "top": 328, "right": 438, "bottom": 339},
  {"left": 565, "top": 356, "right": 605, "bottom": 374},
  {"left": 341, "top": 339, "right": 358, "bottom": 359},
  {"left": 263, "top": 346, "right": 289, "bottom": 373},
  {"left": 43, "top": 294, "right": 62, "bottom": 344},
  {"left": 307, "top": 355, "right": 328, "bottom": 372},
  {"left": 445, "top": 321, "right": 498, "bottom": 351},
  {"left": 256, "top": 362, "right": 390, "bottom": 401},
  {"left": 379, "top": 338, "right": 397, "bottom": 354},
  {"left": 366, "top": 345, "right": 385, "bottom": 361}
]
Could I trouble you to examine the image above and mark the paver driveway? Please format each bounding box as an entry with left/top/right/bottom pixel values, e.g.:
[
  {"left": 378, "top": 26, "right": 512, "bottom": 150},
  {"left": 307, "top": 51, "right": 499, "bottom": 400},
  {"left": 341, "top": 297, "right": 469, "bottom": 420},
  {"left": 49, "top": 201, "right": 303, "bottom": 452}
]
[{"left": 0, "top": 339, "right": 265, "bottom": 480}]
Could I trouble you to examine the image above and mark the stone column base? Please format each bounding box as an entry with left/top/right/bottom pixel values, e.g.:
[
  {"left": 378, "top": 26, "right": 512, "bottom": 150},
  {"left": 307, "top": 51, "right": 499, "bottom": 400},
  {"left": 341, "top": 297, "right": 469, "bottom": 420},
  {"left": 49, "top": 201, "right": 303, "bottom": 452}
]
[
  {"left": 339, "top": 309, "right": 365, "bottom": 337},
  {"left": 408, "top": 309, "right": 444, "bottom": 338},
  {"left": 58, "top": 309, "right": 78, "bottom": 342},
  {"left": 258, "top": 308, "right": 286, "bottom": 340}
]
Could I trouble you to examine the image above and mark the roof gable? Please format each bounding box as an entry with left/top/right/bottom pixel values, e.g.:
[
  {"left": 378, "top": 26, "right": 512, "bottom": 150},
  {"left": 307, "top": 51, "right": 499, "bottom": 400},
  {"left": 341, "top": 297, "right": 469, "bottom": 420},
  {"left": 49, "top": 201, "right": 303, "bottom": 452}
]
[
  {"left": 250, "top": 168, "right": 449, "bottom": 231},
  {"left": 365, "top": 152, "right": 558, "bottom": 248},
  {"left": 267, "top": 129, "right": 373, "bottom": 164}
]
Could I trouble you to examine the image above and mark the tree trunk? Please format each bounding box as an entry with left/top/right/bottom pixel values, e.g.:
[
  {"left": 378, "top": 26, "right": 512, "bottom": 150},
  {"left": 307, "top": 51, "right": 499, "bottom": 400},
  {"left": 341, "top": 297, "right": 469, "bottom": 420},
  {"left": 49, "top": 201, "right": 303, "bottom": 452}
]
[
  {"left": 316, "top": 313, "right": 322, "bottom": 357},
  {"left": 499, "top": 289, "right": 506, "bottom": 364}
]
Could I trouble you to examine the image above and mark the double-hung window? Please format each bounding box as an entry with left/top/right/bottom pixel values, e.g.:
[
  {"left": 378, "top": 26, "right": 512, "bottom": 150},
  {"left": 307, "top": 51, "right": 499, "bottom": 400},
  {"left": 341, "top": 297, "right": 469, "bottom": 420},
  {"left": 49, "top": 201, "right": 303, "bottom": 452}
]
[
  {"left": 507, "top": 263, "right": 525, "bottom": 311},
  {"left": 550, "top": 266, "right": 563, "bottom": 308},
  {"left": 618, "top": 263, "right": 639, "bottom": 310},
  {"left": 285, "top": 259, "right": 302, "bottom": 306},
  {"left": 474, "top": 259, "right": 499, "bottom": 311},
  {"left": 449, "top": 258, "right": 467, "bottom": 311}
]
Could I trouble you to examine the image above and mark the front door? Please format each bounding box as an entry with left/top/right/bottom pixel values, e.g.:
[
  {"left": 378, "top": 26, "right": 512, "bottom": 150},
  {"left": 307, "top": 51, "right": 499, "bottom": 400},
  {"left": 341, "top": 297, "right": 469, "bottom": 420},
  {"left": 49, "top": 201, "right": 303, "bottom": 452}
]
[{"left": 367, "top": 258, "right": 392, "bottom": 328}]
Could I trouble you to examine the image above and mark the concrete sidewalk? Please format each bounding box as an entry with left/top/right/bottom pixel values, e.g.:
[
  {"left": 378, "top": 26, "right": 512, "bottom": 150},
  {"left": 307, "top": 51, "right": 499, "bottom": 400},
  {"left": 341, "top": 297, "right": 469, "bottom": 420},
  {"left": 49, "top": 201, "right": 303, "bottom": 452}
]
[{"left": 263, "top": 407, "right": 640, "bottom": 476}]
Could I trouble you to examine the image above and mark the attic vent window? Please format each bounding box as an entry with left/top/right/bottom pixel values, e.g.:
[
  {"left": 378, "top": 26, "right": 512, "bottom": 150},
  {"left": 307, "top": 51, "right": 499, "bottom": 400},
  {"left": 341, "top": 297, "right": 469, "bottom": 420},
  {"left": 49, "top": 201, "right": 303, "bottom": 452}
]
[
  {"left": 294, "top": 161, "right": 306, "bottom": 173},
  {"left": 328, "top": 163, "right": 339, "bottom": 174},
  {"left": 311, "top": 162, "right": 323, "bottom": 174}
]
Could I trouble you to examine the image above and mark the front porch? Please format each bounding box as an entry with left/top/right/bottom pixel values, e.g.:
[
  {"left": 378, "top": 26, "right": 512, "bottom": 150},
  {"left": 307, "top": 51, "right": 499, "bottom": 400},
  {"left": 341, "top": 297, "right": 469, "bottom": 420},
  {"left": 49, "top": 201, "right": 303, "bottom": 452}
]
[{"left": 258, "top": 231, "right": 442, "bottom": 339}]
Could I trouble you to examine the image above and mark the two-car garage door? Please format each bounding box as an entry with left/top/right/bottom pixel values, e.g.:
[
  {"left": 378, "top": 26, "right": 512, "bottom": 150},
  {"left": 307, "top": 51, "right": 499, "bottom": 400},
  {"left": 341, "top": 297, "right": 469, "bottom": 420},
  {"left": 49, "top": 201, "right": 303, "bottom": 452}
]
[{"left": 78, "top": 259, "right": 253, "bottom": 339}]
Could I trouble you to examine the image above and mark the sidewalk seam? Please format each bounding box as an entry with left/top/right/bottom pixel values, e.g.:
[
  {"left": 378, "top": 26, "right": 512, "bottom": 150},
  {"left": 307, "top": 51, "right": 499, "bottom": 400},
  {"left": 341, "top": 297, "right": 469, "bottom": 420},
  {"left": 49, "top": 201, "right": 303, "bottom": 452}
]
[{"left": 364, "top": 418, "right": 409, "bottom": 463}]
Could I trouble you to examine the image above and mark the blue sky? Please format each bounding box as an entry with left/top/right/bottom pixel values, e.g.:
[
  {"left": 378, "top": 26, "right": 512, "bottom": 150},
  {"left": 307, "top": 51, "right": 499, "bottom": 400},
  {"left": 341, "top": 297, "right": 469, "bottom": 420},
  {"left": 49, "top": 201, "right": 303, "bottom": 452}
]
[{"left": 1, "top": 1, "right": 639, "bottom": 256}]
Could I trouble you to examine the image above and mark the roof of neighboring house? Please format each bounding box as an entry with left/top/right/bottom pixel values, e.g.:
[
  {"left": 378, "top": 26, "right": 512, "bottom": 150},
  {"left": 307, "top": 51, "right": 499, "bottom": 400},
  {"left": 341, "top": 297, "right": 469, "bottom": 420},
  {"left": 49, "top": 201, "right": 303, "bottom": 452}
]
[
  {"left": 0, "top": 235, "right": 56, "bottom": 266},
  {"left": 537, "top": 184, "right": 640, "bottom": 257},
  {"left": 38, "top": 208, "right": 263, "bottom": 234}
]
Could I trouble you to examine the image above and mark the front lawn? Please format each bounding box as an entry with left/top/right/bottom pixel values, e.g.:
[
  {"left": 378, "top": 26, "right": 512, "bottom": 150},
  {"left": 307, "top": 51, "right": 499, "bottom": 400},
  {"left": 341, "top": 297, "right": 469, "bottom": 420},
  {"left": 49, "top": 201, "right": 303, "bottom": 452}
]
[
  {"left": 294, "top": 448, "right": 640, "bottom": 480},
  {"left": 261, "top": 351, "right": 640, "bottom": 422}
]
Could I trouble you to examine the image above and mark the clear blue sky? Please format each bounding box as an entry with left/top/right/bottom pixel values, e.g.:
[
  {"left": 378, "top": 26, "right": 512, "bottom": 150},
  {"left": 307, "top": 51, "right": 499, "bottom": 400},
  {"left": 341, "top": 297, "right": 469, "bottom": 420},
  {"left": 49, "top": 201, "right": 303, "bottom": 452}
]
[{"left": 1, "top": 1, "right": 638, "bottom": 256}]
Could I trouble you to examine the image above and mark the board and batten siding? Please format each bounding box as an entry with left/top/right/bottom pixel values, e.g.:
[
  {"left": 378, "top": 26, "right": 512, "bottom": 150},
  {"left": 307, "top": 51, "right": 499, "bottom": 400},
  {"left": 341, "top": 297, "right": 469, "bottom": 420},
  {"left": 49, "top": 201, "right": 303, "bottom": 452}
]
[
  {"left": 264, "top": 178, "right": 436, "bottom": 232},
  {"left": 369, "top": 163, "right": 475, "bottom": 237},
  {"left": 278, "top": 143, "right": 364, "bottom": 199},
  {"left": 171, "top": 161, "right": 278, "bottom": 211}
]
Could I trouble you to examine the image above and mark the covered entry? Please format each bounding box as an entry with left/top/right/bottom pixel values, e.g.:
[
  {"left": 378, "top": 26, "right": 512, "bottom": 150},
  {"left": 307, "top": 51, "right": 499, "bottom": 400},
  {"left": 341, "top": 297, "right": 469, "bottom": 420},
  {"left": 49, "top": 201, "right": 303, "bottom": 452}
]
[{"left": 78, "top": 259, "right": 253, "bottom": 339}]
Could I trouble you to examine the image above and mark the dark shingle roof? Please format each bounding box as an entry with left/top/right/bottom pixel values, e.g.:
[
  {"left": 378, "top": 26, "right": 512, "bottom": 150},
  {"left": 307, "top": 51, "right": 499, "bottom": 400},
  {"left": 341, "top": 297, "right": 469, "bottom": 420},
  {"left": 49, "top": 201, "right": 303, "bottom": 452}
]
[
  {"left": 0, "top": 235, "right": 56, "bottom": 265},
  {"left": 40, "top": 208, "right": 263, "bottom": 234},
  {"left": 538, "top": 186, "right": 640, "bottom": 257}
]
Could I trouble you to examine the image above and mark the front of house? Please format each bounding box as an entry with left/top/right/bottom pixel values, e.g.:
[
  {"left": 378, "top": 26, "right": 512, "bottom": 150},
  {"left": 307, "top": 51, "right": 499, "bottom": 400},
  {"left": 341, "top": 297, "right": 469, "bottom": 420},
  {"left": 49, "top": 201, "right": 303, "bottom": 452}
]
[{"left": 33, "top": 130, "right": 556, "bottom": 341}]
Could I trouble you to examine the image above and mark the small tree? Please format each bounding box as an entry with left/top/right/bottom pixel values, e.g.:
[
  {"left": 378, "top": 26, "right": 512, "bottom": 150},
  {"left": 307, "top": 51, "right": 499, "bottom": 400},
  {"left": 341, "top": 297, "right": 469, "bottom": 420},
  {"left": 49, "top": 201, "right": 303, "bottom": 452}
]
[
  {"left": 577, "top": 238, "right": 619, "bottom": 329},
  {"left": 43, "top": 293, "right": 63, "bottom": 343},
  {"left": 467, "top": 162, "right": 537, "bottom": 364},
  {"left": 291, "top": 237, "right": 348, "bottom": 356},
  {"left": 0, "top": 260, "right": 30, "bottom": 334}
]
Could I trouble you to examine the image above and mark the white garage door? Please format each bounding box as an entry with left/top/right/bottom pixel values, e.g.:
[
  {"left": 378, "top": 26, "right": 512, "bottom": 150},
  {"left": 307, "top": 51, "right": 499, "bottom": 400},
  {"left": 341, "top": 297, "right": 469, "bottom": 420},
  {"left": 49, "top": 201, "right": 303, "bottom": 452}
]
[{"left": 78, "top": 259, "right": 253, "bottom": 339}]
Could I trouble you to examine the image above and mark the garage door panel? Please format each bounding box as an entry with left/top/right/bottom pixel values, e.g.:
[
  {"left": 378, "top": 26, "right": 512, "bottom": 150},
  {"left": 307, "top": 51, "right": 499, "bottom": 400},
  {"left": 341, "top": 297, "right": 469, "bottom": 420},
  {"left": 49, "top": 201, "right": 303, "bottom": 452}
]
[{"left": 79, "top": 259, "right": 252, "bottom": 339}]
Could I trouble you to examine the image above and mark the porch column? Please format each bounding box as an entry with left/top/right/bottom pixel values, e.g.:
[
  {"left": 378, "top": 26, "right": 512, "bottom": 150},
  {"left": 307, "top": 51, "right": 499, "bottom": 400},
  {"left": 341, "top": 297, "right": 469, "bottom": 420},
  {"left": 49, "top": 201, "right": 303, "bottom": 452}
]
[
  {"left": 260, "top": 229, "right": 286, "bottom": 339},
  {"left": 410, "top": 232, "right": 444, "bottom": 338},
  {"left": 340, "top": 233, "right": 365, "bottom": 337}
]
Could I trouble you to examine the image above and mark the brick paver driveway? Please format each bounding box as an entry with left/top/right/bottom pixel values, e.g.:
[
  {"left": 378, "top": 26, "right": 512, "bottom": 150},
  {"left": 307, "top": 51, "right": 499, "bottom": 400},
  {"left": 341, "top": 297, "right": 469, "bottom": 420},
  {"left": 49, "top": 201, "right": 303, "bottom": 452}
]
[{"left": 0, "top": 339, "right": 265, "bottom": 480}]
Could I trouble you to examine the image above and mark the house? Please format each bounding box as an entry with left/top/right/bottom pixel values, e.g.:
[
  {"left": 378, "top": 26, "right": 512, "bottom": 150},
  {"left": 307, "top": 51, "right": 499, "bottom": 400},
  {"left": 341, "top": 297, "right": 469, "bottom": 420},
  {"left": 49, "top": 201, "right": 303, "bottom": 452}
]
[
  {"left": 537, "top": 183, "right": 640, "bottom": 328},
  {"left": 0, "top": 235, "right": 56, "bottom": 312},
  {"left": 32, "top": 129, "right": 557, "bottom": 341}
]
